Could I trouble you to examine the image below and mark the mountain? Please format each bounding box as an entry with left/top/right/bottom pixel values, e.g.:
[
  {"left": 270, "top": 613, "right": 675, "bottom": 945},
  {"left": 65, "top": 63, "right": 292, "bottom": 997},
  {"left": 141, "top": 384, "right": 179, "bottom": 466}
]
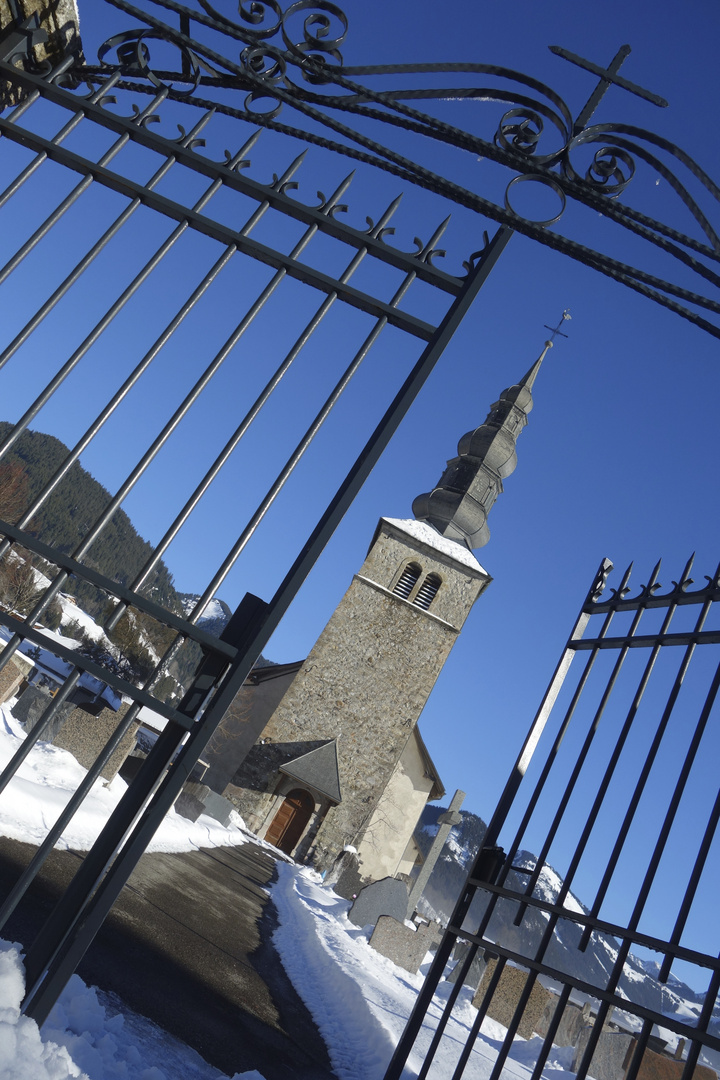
[
  {"left": 412, "top": 806, "right": 719, "bottom": 1039},
  {"left": 177, "top": 594, "right": 232, "bottom": 639}
]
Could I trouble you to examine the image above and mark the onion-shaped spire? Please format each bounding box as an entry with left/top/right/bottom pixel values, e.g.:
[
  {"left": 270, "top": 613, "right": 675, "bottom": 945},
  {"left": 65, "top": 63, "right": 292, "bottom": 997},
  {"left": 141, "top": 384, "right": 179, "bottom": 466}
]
[{"left": 412, "top": 341, "right": 552, "bottom": 549}]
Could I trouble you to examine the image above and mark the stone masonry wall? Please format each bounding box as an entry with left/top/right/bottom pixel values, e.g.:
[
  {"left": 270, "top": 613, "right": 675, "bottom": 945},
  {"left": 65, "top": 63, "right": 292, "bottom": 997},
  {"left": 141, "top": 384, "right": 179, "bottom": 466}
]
[{"left": 228, "top": 518, "right": 489, "bottom": 872}]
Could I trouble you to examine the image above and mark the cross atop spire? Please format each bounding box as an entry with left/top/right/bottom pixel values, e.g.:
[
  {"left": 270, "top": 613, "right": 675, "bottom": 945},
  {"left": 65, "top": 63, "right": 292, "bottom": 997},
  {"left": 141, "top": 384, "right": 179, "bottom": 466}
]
[
  {"left": 544, "top": 309, "right": 572, "bottom": 344},
  {"left": 549, "top": 45, "right": 668, "bottom": 134}
]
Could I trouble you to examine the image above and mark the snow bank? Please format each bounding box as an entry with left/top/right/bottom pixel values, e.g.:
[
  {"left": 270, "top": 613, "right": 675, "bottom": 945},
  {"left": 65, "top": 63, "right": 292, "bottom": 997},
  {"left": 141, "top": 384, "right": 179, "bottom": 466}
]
[
  {"left": 0, "top": 939, "right": 264, "bottom": 1080},
  {"left": 271, "top": 863, "right": 581, "bottom": 1080},
  {"left": 0, "top": 705, "right": 249, "bottom": 854}
]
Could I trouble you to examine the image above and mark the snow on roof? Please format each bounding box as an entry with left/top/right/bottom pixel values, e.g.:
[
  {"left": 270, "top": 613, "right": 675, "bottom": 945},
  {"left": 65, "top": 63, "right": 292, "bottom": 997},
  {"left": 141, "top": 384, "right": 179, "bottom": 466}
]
[
  {"left": 137, "top": 704, "right": 169, "bottom": 733},
  {"left": 382, "top": 518, "right": 488, "bottom": 573}
]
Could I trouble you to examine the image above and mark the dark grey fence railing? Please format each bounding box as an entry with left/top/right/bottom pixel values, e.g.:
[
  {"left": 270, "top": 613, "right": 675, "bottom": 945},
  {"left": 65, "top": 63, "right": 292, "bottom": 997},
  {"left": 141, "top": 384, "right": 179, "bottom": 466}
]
[{"left": 386, "top": 555, "right": 720, "bottom": 1080}]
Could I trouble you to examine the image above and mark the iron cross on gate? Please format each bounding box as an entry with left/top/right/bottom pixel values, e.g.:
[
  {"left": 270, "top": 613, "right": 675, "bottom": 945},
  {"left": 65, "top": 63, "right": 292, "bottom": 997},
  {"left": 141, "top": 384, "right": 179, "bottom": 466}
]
[{"left": 549, "top": 44, "right": 668, "bottom": 133}]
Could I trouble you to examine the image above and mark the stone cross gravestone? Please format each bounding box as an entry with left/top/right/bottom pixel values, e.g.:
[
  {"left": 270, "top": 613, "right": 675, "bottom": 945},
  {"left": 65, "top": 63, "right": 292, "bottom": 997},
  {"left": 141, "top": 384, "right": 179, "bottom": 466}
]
[
  {"left": 348, "top": 877, "right": 409, "bottom": 928},
  {"left": 406, "top": 789, "right": 465, "bottom": 919},
  {"left": 369, "top": 916, "right": 441, "bottom": 974}
]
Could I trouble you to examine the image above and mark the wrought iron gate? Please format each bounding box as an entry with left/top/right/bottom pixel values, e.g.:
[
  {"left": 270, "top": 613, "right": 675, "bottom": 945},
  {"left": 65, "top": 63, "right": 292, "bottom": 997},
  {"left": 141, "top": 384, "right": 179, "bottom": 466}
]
[
  {"left": 386, "top": 555, "right": 720, "bottom": 1080},
  {"left": 0, "top": 0, "right": 717, "bottom": 1040},
  {"left": 0, "top": 5, "right": 511, "bottom": 1023}
]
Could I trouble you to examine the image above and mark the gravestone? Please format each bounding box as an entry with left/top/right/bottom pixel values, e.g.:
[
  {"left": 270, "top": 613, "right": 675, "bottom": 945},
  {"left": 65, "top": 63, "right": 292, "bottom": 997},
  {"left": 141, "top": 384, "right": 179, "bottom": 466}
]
[
  {"left": 12, "top": 684, "right": 75, "bottom": 743},
  {"left": 0, "top": 652, "right": 33, "bottom": 705},
  {"left": 325, "top": 849, "right": 365, "bottom": 901},
  {"left": 406, "top": 789, "right": 465, "bottom": 918},
  {"left": 369, "top": 916, "right": 441, "bottom": 974},
  {"left": 472, "top": 957, "right": 554, "bottom": 1040},
  {"left": 535, "top": 996, "right": 589, "bottom": 1048},
  {"left": 572, "top": 1030, "right": 717, "bottom": 1080},
  {"left": 348, "top": 876, "right": 409, "bottom": 928},
  {"left": 53, "top": 701, "right": 139, "bottom": 783},
  {"left": 447, "top": 940, "right": 487, "bottom": 991},
  {"left": 174, "top": 781, "right": 235, "bottom": 827}
]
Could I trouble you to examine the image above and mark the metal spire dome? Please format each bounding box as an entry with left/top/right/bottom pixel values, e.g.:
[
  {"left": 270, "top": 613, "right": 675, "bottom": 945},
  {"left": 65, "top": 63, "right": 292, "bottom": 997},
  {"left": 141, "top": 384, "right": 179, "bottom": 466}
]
[{"left": 412, "top": 317, "right": 568, "bottom": 549}]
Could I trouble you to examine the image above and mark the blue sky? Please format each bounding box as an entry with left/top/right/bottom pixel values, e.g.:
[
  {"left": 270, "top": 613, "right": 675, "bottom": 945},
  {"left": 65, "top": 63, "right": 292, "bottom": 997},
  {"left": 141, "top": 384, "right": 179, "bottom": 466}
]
[{"left": 2, "top": 0, "right": 719, "bottom": 987}]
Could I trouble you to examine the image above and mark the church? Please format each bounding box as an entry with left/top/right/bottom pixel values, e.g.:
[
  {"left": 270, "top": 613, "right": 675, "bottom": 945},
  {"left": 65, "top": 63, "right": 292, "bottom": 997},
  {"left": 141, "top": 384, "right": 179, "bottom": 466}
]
[{"left": 202, "top": 343, "right": 551, "bottom": 880}]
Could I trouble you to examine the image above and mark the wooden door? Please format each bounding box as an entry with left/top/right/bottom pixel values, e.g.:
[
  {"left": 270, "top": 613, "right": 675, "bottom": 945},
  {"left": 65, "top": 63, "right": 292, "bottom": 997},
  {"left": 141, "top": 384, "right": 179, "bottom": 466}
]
[{"left": 265, "top": 789, "right": 315, "bottom": 855}]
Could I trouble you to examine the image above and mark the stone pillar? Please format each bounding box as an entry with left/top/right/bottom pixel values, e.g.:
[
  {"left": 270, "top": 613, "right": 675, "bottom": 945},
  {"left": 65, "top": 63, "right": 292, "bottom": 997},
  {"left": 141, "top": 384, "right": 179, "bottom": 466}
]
[{"left": 406, "top": 789, "right": 465, "bottom": 918}]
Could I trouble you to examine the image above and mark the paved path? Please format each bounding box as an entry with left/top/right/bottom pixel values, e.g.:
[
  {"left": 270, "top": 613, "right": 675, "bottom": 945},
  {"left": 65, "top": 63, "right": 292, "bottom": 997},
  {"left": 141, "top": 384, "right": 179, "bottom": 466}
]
[{"left": 0, "top": 837, "right": 337, "bottom": 1080}]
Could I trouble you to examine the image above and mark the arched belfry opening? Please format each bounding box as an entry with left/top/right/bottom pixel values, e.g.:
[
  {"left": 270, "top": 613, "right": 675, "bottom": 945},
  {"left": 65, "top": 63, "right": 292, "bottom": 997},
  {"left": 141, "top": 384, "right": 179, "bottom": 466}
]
[
  {"left": 414, "top": 572, "right": 442, "bottom": 610},
  {"left": 392, "top": 561, "right": 422, "bottom": 599}
]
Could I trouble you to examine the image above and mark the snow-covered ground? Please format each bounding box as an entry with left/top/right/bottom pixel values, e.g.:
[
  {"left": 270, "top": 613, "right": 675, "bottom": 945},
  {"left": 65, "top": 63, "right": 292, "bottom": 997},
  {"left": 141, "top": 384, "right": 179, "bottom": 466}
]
[{"left": 0, "top": 699, "right": 584, "bottom": 1080}]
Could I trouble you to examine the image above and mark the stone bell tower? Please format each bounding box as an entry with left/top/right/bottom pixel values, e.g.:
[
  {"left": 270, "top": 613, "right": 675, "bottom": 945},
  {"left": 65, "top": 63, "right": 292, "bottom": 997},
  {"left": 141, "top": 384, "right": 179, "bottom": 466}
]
[{"left": 220, "top": 343, "right": 551, "bottom": 875}]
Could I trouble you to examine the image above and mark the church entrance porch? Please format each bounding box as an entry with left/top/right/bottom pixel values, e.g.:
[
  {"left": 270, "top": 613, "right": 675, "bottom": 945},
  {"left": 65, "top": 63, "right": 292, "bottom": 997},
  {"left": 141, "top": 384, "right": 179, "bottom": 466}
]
[{"left": 265, "top": 789, "right": 316, "bottom": 855}]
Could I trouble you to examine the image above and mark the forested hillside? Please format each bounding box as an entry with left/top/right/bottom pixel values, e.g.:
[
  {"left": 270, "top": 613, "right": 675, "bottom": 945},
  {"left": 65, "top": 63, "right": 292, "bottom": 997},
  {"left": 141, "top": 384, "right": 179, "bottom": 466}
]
[{"left": 0, "top": 422, "right": 179, "bottom": 620}]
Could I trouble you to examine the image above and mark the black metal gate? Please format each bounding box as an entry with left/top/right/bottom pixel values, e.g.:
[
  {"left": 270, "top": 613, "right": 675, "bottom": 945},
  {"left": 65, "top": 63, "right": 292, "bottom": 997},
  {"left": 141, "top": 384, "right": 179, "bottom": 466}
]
[
  {"left": 0, "top": 5, "right": 511, "bottom": 1023},
  {"left": 0, "top": 0, "right": 718, "bottom": 1040},
  {"left": 386, "top": 555, "right": 720, "bottom": 1080}
]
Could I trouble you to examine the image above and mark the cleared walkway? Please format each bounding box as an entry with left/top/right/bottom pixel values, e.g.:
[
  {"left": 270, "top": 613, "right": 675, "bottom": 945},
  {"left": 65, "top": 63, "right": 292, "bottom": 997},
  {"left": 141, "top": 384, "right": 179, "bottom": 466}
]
[{"left": 0, "top": 836, "right": 337, "bottom": 1080}]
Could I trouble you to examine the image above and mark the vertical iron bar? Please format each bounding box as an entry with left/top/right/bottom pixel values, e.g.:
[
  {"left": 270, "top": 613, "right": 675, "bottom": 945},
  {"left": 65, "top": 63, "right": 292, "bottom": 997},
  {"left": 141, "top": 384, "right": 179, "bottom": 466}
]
[
  {"left": 528, "top": 984, "right": 573, "bottom": 1080},
  {"left": 0, "top": 701, "right": 142, "bottom": 932},
  {"left": 0, "top": 107, "right": 218, "bottom": 372},
  {"left": 0, "top": 64, "right": 118, "bottom": 214},
  {"left": 658, "top": 779, "right": 720, "bottom": 982},
  {"left": 111, "top": 194, "right": 404, "bottom": 608},
  {"left": 574, "top": 653, "right": 720, "bottom": 1080},
  {"left": 512, "top": 560, "right": 655, "bottom": 921},
  {"left": 186, "top": 215, "right": 453, "bottom": 617},
  {"left": 578, "top": 561, "right": 718, "bottom": 950},
  {"left": 387, "top": 558, "right": 617, "bottom": 1080},
  {"left": 0, "top": 670, "right": 81, "bottom": 797},
  {"left": 21, "top": 224, "right": 512, "bottom": 1027},
  {"left": 3, "top": 128, "right": 258, "bottom": 530},
  {"left": 0, "top": 104, "right": 234, "bottom": 459},
  {"left": 0, "top": 150, "right": 309, "bottom": 680},
  {"left": 0, "top": 87, "right": 169, "bottom": 293}
]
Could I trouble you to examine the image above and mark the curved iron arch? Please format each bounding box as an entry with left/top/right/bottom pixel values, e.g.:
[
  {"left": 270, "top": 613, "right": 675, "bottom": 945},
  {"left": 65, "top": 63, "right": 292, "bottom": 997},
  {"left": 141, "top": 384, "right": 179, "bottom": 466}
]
[{"left": 53, "top": 0, "right": 720, "bottom": 339}]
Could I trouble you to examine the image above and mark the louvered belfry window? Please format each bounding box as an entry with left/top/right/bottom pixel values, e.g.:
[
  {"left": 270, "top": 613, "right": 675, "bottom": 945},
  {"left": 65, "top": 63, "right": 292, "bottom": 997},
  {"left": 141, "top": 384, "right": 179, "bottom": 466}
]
[
  {"left": 414, "top": 573, "right": 442, "bottom": 610},
  {"left": 393, "top": 562, "right": 422, "bottom": 600}
]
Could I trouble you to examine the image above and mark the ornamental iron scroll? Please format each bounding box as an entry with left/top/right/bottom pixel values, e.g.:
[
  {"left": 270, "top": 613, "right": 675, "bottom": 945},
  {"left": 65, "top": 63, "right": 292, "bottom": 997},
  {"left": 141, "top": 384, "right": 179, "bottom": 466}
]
[{"left": 48, "top": 0, "right": 720, "bottom": 339}]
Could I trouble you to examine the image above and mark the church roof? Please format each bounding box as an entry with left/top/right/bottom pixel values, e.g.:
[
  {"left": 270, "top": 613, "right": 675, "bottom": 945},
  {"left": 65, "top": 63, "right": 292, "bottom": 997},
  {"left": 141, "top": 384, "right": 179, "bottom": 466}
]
[
  {"left": 412, "top": 727, "right": 446, "bottom": 802},
  {"left": 279, "top": 740, "right": 342, "bottom": 804},
  {"left": 411, "top": 340, "right": 552, "bottom": 550},
  {"left": 247, "top": 659, "right": 304, "bottom": 685},
  {"left": 379, "top": 518, "right": 487, "bottom": 573}
]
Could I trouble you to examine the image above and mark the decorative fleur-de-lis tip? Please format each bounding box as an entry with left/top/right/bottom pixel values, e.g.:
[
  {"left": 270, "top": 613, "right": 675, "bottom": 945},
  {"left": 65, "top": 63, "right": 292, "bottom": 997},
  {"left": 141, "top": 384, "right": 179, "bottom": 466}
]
[
  {"left": 414, "top": 216, "right": 451, "bottom": 263},
  {"left": 271, "top": 149, "right": 308, "bottom": 190},
  {"left": 322, "top": 171, "right": 355, "bottom": 210},
  {"left": 427, "top": 215, "right": 451, "bottom": 247},
  {"left": 591, "top": 556, "right": 615, "bottom": 600},
  {"left": 366, "top": 194, "right": 403, "bottom": 238},
  {"left": 643, "top": 557, "right": 663, "bottom": 594},
  {"left": 610, "top": 560, "right": 633, "bottom": 599},
  {"left": 224, "top": 128, "right": 263, "bottom": 170},
  {"left": 704, "top": 562, "right": 720, "bottom": 588},
  {"left": 668, "top": 554, "right": 695, "bottom": 593}
]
